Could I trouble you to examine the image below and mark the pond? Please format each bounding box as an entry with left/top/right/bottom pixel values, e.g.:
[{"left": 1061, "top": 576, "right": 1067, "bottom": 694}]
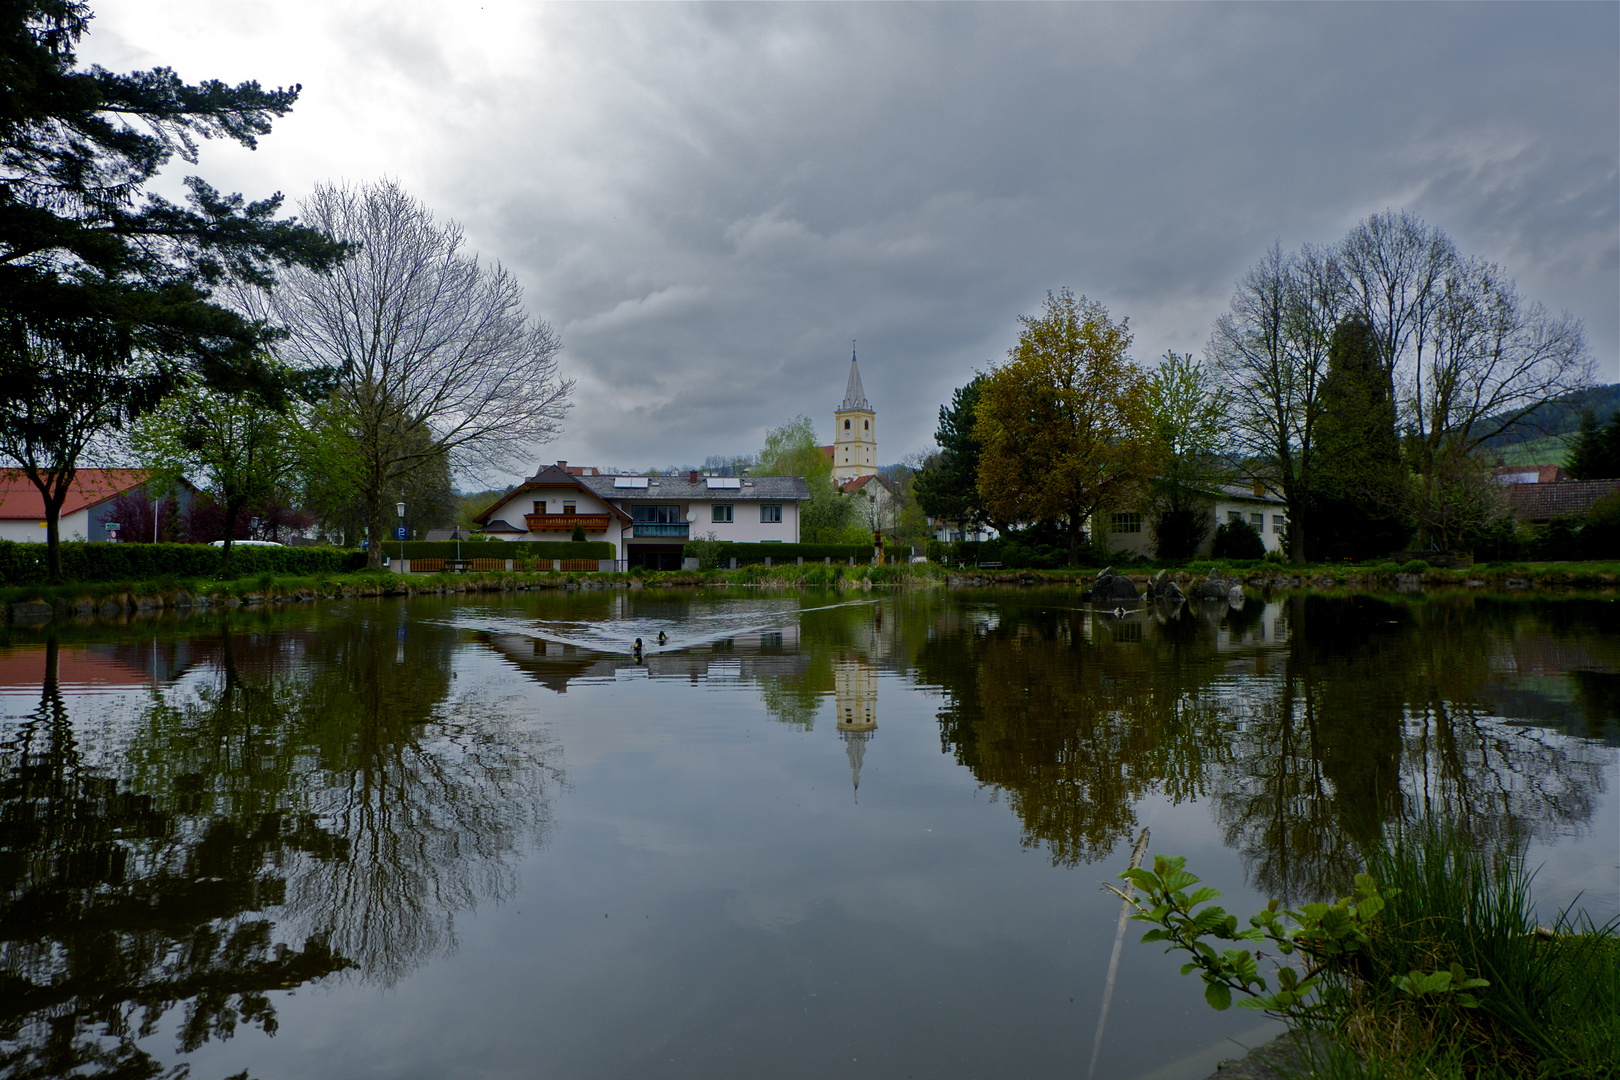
[{"left": 1, "top": 588, "right": 1616, "bottom": 1080}]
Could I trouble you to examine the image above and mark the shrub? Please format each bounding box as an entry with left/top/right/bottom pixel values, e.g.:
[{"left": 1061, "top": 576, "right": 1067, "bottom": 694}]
[
  {"left": 1582, "top": 493, "right": 1620, "bottom": 560},
  {"left": 399, "top": 540, "right": 613, "bottom": 561},
  {"left": 1399, "top": 559, "right": 1430, "bottom": 574},
  {"left": 683, "top": 541, "right": 871, "bottom": 566},
  {"left": 924, "top": 539, "right": 948, "bottom": 563},
  {"left": 0, "top": 541, "right": 365, "bottom": 586},
  {"left": 1210, "top": 520, "right": 1266, "bottom": 561}
]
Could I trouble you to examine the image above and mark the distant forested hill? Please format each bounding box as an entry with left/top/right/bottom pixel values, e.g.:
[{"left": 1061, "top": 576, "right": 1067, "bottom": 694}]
[{"left": 1479, "top": 383, "right": 1619, "bottom": 465}]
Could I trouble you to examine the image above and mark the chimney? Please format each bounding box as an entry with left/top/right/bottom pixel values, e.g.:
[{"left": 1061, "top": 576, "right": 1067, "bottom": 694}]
[
  {"left": 556, "top": 460, "right": 567, "bottom": 470},
  {"left": 689, "top": 470, "right": 699, "bottom": 483},
  {"left": 1253, "top": 479, "right": 1264, "bottom": 498}
]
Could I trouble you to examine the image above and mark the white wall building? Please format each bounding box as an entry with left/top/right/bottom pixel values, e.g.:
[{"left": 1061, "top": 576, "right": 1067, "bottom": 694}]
[
  {"left": 1105, "top": 484, "right": 1289, "bottom": 558},
  {"left": 0, "top": 469, "right": 187, "bottom": 544},
  {"left": 475, "top": 463, "right": 810, "bottom": 570}
]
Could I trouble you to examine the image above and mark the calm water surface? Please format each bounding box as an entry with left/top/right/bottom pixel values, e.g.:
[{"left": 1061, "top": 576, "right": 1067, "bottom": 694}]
[{"left": 1, "top": 589, "right": 1616, "bottom": 1080}]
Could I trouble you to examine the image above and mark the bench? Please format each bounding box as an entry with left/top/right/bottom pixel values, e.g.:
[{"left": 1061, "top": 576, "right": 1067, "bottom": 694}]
[{"left": 978, "top": 561, "right": 1003, "bottom": 569}]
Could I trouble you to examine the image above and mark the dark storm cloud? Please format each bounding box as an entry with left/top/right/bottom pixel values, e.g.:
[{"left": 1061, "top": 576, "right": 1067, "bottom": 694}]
[{"left": 86, "top": 2, "right": 1618, "bottom": 477}]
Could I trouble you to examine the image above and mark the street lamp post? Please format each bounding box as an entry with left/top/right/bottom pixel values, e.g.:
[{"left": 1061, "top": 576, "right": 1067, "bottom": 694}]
[{"left": 396, "top": 502, "right": 406, "bottom": 567}]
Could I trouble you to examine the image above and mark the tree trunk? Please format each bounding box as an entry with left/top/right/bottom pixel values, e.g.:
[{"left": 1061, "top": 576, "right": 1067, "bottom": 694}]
[
  {"left": 1285, "top": 490, "right": 1307, "bottom": 565},
  {"left": 366, "top": 486, "right": 385, "bottom": 570},
  {"left": 220, "top": 496, "right": 245, "bottom": 577},
  {"left": 1068, "top": 513, "right": 1083, "bottom": 567},
  {"left": 25, "top": 468, "right": 73, "bottom": 585}
]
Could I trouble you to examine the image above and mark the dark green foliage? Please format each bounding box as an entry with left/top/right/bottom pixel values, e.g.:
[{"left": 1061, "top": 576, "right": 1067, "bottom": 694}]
[
  {"left": 1565, "top": 409, "right": 1620, "bottom": 481},
  {"left": 570, "top": 522, "right": 586, "bottom": 542},
  {"left": 400, "top": 540, "right": 612, "bottom": 561},
  {"left": 1211, "top": 520, "right": 1266, "bottom": 560},
  {"left": 0, "top": 541, "right": 363, "bottom": 585},
  {"left": 1580, "top": 494, "right": 1620, "bottom": 560},
  {"left": 1309, "top": 317, "right": 1410, "bottom": 560},
  {"left": 1152, "top": 506, "right": 1212, "bottom": 561},
  {"left": 0, "top": 1, "right": 345, "bottom": 582},
  {"left": 914, "top": 376, "right": 992, "bottom": 532},
  {"left": 680, "top": 541, "right": 872, "bottom": 566}
]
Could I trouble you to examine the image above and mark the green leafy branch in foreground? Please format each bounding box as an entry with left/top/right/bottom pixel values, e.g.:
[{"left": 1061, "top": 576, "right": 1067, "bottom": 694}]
[{"left": 1104, "top": 855, "right": 1488, "bottom": 1021}]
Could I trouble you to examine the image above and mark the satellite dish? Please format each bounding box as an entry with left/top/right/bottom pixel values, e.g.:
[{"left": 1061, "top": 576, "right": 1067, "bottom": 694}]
[{"left": 686, "top": 510, "right": 695, "bottom": 522}]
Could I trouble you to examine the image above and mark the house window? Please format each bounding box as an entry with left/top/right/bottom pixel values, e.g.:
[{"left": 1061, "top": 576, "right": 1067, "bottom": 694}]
[
  {"left": 1250, "top": 513, "right": 1263, "bottom": 529},
  {"left": 760, "top": 503, "right": 783, "bottom": 523},
  {"left": 712, "top": 504, "right": 733, "bottom": 523},
  {"left": 563, "top": 501, "right": 576, "bottom": 515},
  {"left": 1272, "top": 515, "right": 1286, "bottom": 534},
  {"left": 1111, "top": 512, "right": 1142, "bottom": 534},
  {"left": 533, "top": 500, "right": 544, "bottom": 514},
  {"left": 632, "top": 505, "right": 682, "bottom": 524},
  {"left": 1228, "top": 510, "right": 1242, "bottom": 524}
]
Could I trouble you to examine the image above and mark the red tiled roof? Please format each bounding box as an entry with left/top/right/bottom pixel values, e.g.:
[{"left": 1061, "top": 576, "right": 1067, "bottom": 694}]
[
  {"left": 0, "top": 469, "right": 156, "bottom": 521},
  {"left": 1506, "top": 479, "right": 1620, "bottom": 521}
]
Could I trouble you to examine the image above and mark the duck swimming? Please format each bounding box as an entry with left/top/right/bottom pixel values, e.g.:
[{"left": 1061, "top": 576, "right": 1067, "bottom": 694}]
[
  {"left": 633, "top": 637, "right": 643, "bottom": 656},
  {"left": 657, "top": 631, "right": 668, "bottom": 646}
]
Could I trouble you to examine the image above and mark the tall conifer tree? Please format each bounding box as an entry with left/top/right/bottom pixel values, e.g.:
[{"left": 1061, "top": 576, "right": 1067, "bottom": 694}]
[{"left": 1309, "top": 316, "right": 1410, "bottom": 560}]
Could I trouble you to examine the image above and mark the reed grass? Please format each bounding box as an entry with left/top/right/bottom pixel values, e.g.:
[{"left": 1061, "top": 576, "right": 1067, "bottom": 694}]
[{"left": 1305, "top": 824, "right": 1619, "bottom": 1079}]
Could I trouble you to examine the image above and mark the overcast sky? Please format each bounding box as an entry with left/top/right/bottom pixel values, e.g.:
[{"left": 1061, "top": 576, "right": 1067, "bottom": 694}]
[{"left": 82, "top": 1, "right": 1618, "bottom": 483}]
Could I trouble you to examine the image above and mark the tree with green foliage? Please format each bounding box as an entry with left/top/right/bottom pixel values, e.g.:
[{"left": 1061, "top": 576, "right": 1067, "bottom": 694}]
[
  {"left": 0, "top": 1, "right": 345, "bottom": 582},
  {"left": 751, "top": 415, "right": 864, "bottom": 543},
  {"left": 976, "top": 289, "right": 1161, "bottom": 566},
  {"left": 1145, "top": 351, "right": 1227, "bottom": 559},
  {"left": 1308, "top": 316, "right": 1410, "bottom": 560},
  {"left": 130, "top": 364, "right": 305, "bottom": 570},
  {"left": 1565, "top": 409, "right": 1620, "bottom": 480},
  {"left": 914, "top": 376, "right": 994, "bottom": 534}
]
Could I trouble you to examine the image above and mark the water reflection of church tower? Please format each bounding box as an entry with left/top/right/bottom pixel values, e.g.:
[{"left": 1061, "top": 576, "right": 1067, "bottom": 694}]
[{"left": 835, "top": 658, "right": 878, "bottom": 801}]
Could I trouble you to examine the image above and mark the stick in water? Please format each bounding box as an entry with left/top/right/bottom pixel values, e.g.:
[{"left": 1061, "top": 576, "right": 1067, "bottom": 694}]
[{"left": 1088, "top": 826, "right": 1151, "bottom": 1079}]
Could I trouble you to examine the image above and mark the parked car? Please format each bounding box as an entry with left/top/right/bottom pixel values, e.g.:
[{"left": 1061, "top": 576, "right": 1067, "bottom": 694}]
[{"left": 208, "top": 539, "right": 283, "bottom": 547}]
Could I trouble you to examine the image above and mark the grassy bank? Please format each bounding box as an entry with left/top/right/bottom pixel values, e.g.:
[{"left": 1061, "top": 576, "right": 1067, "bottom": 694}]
[{"left": 1122, "top": 827, "right": 1618, "bottom": 1079}]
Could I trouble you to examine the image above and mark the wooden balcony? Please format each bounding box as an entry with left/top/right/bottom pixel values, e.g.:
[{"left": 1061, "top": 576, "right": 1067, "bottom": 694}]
[{"left": 524, "top": 513, "right": 611, "bottom": 532}]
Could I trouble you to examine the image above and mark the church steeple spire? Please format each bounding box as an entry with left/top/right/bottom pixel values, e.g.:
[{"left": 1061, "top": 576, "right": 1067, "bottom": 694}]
[{"left": 840, "top": 347, "right": 871, "bottom": 413}]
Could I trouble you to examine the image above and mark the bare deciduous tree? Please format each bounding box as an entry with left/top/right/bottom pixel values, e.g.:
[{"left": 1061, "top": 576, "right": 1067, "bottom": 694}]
[
  {"left": 1208, "top": 242, "right": 1343, "bottom": 563},
  {"left": 1214, "top": 212, "right": 1592, "bottom": 558},
  {"left": 268, "top": 180, "right": 572, "bottom": 565}
]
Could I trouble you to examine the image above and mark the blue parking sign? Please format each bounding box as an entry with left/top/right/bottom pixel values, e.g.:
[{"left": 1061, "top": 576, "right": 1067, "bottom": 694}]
[{"left": 395, "top": 526, "right": 408, "bottom": 540}]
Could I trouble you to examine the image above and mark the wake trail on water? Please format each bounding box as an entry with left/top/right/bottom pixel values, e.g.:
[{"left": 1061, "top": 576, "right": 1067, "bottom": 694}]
[{"left": 428, "top": 597, "right": 879, "bottom": 655}]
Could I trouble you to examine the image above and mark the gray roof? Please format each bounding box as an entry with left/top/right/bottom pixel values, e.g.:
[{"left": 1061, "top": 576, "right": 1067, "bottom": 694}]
[
  {"left": 577, "top": 474, "right": 811, "bottom": 502},
  {"left": 840, "top": 350, "right": 872, "bottom": 412}
]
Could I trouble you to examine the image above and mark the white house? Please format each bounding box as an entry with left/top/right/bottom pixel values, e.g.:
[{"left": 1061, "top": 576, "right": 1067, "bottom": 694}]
[
  {"left": 474, "top": 462, "right": 811, "bottom": 570},
  {"left": 0, "top": 469, "right": 188, "bottom": 544},
  {"left": 1105, "top": 483, "right": 1289, "bottom": 558}
]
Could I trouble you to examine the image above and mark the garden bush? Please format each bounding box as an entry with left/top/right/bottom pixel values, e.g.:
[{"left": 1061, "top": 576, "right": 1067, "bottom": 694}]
[
  {"left": 398, "top": 540, "right": 613, "bottom": 561},
  {"left": 1210, "top": 520, "right": 1266, "bottom": 561},
  {"left": 682, "top": 541, "right": 872, "bottom": 566},
  {"left": 0, "top": 541, "right": 366, "bottom": 586}
]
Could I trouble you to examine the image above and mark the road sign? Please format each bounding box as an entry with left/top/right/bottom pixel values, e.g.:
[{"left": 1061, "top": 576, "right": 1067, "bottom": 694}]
[{"left": 395, "top": 526, "right": 408, "bottom": 540}]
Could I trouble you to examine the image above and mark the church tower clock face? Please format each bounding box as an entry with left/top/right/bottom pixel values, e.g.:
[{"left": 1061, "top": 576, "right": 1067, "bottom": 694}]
[{"left": 833, "top": 347, "right": 875, "bottom": 482}]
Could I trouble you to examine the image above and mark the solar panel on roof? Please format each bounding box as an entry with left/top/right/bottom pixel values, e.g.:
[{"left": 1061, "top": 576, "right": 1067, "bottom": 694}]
[
  {"left": 705, "top": 477, "right": 741, "bottom": 489},
  {"left": 613, "top": 476, "right": 650, "bottom": 488}
]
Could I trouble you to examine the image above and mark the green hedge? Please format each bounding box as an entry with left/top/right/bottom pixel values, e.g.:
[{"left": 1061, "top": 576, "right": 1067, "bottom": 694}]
[
  {"left": 0, "top": 541, "right": 366, "bottom": 586},
  {"left": 682, "top": 541, "right": 873, "bottom": 566},
  {"left": 398, "top": 540, "right": 614, "bottom": 561}
]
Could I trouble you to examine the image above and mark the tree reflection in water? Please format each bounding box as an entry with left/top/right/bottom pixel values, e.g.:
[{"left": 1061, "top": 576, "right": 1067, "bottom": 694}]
[
  {"left": 917, "top": 592, "right": 1616, "bottom": 898},
  {"left": 0, "top": 614, "right": 558, "bottom": 1078}
]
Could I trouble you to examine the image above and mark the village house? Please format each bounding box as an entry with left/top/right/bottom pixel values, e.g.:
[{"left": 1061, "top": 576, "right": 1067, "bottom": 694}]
[
  {"left": 1105, "top": 483, "right": 1289, "bottom": 558},
  {"left": 0, "top": 469, "right": 193, "bottom": 544},
  {"left": 474, "top": 462, "right": 810, "bottom": 570}
]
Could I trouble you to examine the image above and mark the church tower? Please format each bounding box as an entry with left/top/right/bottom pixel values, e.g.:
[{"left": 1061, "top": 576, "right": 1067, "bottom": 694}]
[
  {"left": 835, "top": 657, "right": 878, "bottom": 801},
  {"left": 833, "top": 348, "right": 876, "bottom": 481}
]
